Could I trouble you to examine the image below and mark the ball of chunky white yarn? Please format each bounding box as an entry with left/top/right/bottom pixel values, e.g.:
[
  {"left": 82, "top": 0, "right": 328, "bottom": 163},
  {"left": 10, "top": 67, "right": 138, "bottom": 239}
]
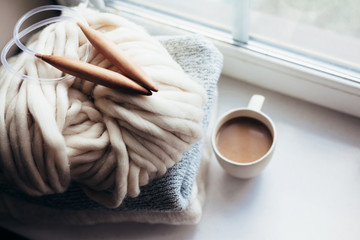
[{"left": 0, "top": 9, "right": 206, "bottom": 208}]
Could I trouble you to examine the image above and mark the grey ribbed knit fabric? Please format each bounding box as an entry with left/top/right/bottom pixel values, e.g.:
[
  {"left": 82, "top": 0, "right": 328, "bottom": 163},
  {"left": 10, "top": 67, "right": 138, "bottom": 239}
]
[{"left": 0, "top": 35, "right": 223, "bottom": 212}]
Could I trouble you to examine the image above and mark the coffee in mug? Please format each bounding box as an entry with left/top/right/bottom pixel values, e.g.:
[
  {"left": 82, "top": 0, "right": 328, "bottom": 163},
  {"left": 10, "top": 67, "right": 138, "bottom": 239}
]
[
  {"left": 215, "top": 117, "right": 273, "bottom": 164},
  {"left": 212, "top": 94, "right": 276, "bottom": 179}
]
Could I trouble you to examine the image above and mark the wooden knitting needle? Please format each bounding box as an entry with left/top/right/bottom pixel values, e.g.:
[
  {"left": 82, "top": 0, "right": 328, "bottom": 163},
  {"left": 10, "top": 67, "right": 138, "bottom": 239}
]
[
  {"left": 35, "top": 53, "right": 152, "bottom": 96},
  {"left": 77, "top": 22, "right": 158, "bottom": 92}
]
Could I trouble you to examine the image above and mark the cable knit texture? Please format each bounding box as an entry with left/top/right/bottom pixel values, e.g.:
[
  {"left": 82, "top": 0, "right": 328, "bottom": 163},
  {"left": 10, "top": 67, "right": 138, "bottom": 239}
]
[{"left": 0, "top": 8, "right": 223, "bottom": 212}]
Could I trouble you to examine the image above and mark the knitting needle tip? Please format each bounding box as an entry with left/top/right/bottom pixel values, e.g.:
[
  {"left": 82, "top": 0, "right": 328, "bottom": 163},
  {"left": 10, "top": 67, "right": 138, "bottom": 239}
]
[
  {"left": 35, "top": 53, "right": 43, "bottom": 59},
  {"left": 77, "top": 22, "right": 159, "bottom": 93}
]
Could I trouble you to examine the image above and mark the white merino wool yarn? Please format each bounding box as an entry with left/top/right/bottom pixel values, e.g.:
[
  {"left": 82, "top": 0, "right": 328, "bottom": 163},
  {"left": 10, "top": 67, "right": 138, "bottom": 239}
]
[{"left": 0, "top": 8, "right": 207, "bottom": 208}]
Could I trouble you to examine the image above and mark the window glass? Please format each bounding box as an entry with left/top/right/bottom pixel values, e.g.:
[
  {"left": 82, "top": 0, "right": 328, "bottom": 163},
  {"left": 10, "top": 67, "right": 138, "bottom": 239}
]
[
  {"left": 251, "top": 0, "right": 360, "bottom": 77},
  {"left": 110, "top": 0, "right": 360, "bottom": 81},
  {"left": 116, "top": 0, "right": 233, "bottom": 33}
]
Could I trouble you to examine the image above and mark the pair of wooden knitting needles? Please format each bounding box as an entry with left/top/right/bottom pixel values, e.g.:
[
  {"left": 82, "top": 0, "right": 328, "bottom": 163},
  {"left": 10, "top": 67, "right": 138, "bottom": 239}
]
[{"left": 35, "top": 23, "right": 158, "bottom": 95}]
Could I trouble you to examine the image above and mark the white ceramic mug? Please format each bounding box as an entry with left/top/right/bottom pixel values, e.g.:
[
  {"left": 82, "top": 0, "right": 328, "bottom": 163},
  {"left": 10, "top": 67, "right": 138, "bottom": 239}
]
[{"left": 211, "top": 94, "right": 277, "bottom": 179}]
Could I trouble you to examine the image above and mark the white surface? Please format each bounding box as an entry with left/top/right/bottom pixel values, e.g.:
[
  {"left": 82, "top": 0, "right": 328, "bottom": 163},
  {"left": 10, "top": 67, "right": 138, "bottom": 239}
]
[
  {"left": 1, "top": 75, "right": 360, "bottom": 240},
  {"left": 218, "top": 40, "right": 360, "bottom": 118}
]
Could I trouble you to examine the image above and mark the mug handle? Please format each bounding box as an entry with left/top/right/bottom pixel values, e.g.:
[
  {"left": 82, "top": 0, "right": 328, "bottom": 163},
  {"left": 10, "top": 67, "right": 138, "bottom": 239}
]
[{"left": 248, "top": 94, "right": 265, "bottom": 111}]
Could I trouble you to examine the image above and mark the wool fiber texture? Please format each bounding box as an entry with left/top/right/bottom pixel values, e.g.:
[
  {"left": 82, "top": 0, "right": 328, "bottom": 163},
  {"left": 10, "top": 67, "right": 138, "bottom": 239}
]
[{"left": 0, "top": 8, "right": 223, "bottom": 211}]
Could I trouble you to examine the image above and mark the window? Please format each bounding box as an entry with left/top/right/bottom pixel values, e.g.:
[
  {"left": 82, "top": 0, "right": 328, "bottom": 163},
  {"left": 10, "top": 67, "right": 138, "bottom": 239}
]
[
  {"left": 251, "top": 0, "right": 360, "bottom": 83},
  {"left": 104, "top": 0, "right": 360, "bottom": 117}
]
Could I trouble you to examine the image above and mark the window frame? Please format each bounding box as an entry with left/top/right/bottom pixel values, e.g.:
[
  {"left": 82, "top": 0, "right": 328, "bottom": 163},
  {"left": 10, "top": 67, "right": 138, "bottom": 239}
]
[{"left": 105, "top": 0, "right": 360, "bottom": 118}]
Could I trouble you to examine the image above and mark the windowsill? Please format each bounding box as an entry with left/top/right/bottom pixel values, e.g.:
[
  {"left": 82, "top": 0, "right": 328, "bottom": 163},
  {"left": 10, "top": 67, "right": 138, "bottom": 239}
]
[
  {"left": 2, "top": 75, "right": 360, "bottom": 239},
  {"left": 200, "top": 75, "right": 360, "bottom": 239},
  {"left": 218, "top": 40, "right": 360, "bottom": 118}
]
